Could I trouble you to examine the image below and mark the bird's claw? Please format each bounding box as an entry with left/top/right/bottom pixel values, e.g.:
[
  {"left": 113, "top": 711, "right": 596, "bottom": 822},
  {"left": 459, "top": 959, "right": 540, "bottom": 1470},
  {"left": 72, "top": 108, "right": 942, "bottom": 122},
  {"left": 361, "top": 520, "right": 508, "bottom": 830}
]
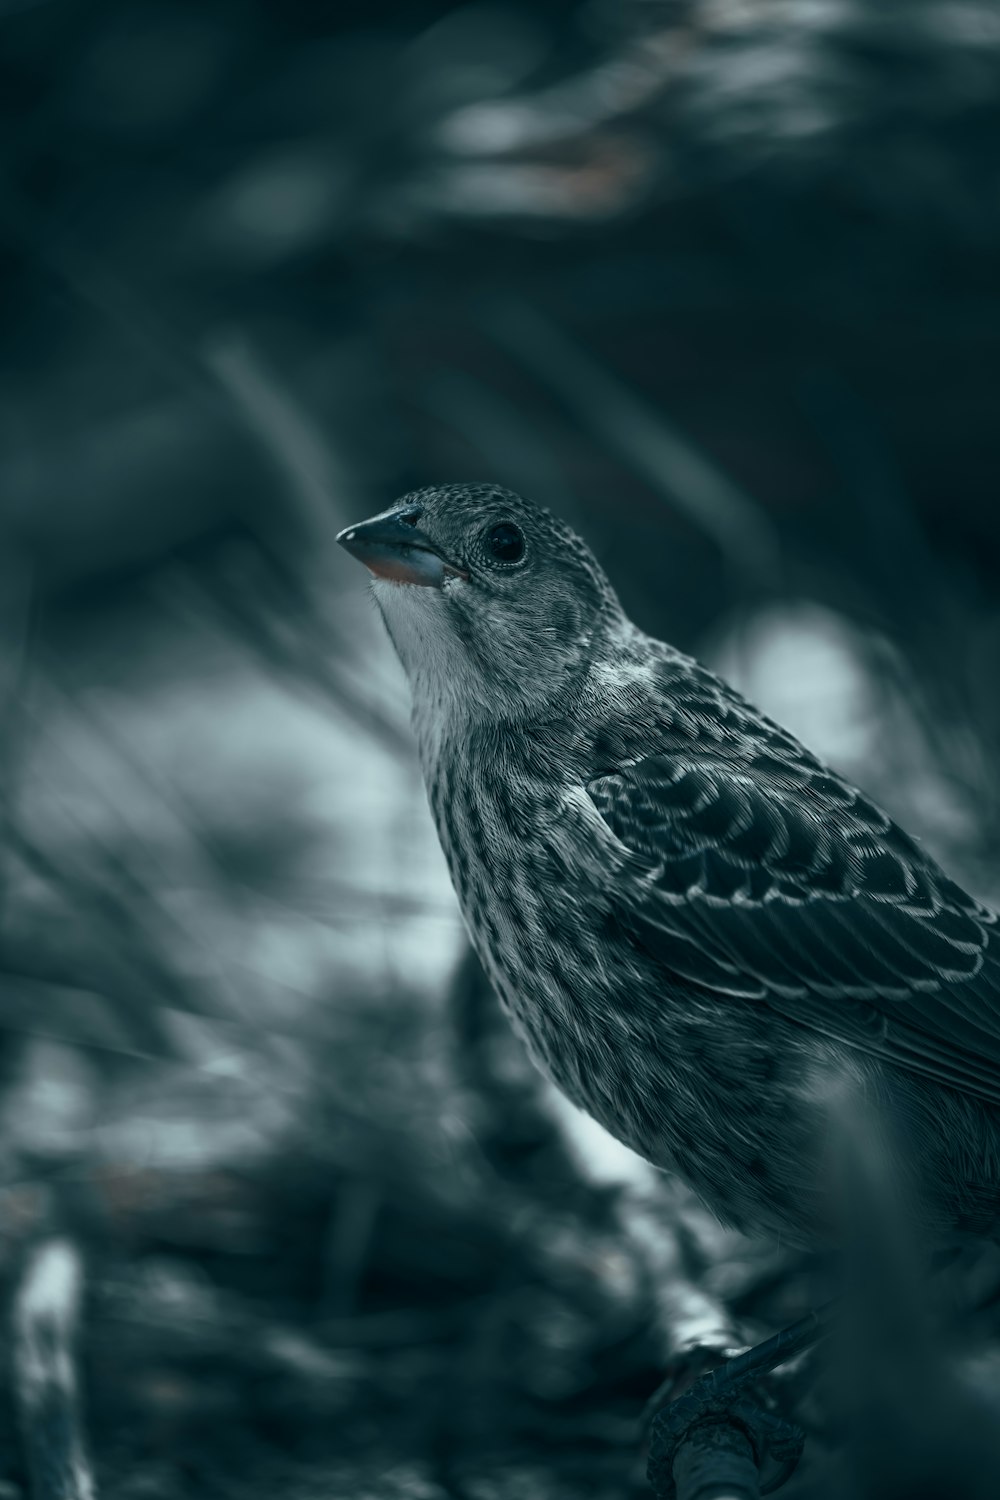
[{"left": 646, "top": 1357, "right": 806, "bottom": 1499}]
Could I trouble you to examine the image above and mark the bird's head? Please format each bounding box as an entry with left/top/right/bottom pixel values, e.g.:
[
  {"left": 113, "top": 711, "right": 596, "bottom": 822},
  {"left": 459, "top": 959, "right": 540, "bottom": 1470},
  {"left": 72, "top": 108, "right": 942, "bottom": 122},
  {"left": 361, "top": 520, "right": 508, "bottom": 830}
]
[{"left": 337, "top": 484, "right": 623, "bottom": 723}]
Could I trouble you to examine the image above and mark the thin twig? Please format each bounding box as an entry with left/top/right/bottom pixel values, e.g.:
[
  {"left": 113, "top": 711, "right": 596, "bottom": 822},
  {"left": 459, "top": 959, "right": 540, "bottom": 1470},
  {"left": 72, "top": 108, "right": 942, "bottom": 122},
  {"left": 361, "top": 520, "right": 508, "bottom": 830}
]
[{"left": 14, "top": 1240, "right": 95, "bottom": 1500}]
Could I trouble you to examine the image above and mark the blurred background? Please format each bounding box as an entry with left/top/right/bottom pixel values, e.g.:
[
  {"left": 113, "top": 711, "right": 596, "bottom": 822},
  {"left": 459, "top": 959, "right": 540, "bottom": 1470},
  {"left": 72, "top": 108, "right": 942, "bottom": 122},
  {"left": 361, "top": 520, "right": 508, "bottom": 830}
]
[{"left": 2, "top": 1, "right": 1000, "bottom": 1496}]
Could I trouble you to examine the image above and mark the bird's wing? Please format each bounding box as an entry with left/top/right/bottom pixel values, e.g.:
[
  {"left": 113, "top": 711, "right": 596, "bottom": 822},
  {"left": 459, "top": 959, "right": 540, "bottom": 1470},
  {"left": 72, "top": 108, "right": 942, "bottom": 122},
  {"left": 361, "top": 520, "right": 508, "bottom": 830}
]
[{"left": 586, "top": 745, "right": 1000, "bottom": 1105}]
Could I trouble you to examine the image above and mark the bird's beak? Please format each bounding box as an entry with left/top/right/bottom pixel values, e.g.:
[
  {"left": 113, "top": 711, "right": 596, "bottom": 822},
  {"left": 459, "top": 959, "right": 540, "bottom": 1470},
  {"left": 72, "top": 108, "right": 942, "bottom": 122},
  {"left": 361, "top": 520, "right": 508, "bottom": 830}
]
[{"left": 336, "top": 513, "right": 468, "bottom": 587}]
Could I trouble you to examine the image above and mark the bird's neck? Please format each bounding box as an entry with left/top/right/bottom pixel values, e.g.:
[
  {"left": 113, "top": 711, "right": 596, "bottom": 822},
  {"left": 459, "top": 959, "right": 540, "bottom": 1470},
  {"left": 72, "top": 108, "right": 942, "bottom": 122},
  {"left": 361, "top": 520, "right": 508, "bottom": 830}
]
[
  {"left": 410, "top": 621, "right": 663, "bottom": 793},
  {"left": 411, "top": 680, "right": 579, "bottom": 789}
]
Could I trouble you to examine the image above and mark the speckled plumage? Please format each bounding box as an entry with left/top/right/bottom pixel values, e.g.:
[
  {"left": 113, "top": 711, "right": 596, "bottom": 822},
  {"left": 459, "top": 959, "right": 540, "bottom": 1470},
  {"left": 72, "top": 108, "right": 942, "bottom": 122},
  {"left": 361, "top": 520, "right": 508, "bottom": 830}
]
[{"left": 345, "top": 484, "right": 1000, "bottom": 1248}]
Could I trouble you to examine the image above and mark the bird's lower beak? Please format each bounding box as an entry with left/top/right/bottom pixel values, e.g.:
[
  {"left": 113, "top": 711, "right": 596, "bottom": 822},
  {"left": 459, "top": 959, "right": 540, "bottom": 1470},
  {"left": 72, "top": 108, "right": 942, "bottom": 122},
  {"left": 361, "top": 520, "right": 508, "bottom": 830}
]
[{"left": 336, "top": 513, "right": 468, "bottom": 587}]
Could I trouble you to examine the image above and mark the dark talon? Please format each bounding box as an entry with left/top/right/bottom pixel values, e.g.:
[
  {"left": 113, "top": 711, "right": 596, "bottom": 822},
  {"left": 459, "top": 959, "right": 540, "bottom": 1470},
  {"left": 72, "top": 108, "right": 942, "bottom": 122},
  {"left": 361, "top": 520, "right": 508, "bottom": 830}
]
[
  {"left": 649, "top": 1390, "right": 806, "bottom": 1499},
  {"left": 730, "top": 1399, "right": 805, "bottom": 1494},
  {"left": 646, "top": 1307, "right": 832, "bottom": 1499}
]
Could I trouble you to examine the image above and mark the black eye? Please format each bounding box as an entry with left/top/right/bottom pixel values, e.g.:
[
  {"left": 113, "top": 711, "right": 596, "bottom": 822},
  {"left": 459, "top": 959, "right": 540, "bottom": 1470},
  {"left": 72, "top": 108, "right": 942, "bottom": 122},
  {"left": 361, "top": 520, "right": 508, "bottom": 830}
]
[{"left": 485, "top": 522, "right": 525, "bottom": 564}]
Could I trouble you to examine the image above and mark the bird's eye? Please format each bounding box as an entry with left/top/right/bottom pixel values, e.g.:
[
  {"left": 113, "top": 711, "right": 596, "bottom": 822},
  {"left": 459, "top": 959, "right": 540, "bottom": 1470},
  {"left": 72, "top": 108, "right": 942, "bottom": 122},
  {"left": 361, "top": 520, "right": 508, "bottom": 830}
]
[{"left": 485, "top": 522, "right": 525, "bottom": 564}]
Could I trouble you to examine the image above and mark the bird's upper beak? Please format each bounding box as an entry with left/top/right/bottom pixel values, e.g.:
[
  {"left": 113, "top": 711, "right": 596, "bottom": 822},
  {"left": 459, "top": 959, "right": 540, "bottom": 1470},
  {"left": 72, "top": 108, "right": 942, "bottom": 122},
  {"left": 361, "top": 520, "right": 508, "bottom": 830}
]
[{"left": 336, "top": 512, "right": 468, "bottom": 587}]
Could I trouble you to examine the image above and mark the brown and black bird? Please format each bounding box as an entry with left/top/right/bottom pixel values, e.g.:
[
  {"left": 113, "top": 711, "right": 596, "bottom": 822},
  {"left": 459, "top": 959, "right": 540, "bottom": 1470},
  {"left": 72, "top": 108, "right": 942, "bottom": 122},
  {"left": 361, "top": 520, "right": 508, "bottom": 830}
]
[{"left": 338, "top": 484, "right": 1000, "bottom": 1250}]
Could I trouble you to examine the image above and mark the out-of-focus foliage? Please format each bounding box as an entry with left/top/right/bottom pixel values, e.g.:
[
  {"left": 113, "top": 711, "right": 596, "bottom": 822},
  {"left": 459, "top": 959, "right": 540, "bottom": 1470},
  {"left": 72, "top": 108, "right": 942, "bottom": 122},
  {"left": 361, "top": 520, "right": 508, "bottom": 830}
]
[{"left": 1, "top": 1, "right": 999, "bottom": 1496}]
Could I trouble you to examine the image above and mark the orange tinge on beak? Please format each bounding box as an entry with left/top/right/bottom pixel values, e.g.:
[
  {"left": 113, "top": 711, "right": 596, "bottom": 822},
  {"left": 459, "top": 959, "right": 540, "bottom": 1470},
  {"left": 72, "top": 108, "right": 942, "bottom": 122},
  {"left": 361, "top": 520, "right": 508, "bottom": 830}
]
[{"left": 337, "top": 513, "right": 468, "bottom": 587}]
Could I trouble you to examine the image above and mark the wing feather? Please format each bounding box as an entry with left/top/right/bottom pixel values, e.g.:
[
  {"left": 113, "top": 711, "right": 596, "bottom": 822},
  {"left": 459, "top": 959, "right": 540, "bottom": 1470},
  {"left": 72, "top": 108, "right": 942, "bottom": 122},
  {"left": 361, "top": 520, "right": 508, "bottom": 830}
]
[{"left": 587, "top": 743, "right": 1000, "bottom": 1106}]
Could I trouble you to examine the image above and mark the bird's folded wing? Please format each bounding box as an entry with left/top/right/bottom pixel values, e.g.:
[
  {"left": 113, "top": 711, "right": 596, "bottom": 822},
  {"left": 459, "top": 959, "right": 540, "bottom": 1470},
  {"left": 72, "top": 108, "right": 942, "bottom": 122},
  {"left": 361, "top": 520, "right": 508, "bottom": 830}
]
[{"left": 586, "top": 754, "right": 1000, "bottom": 1105}]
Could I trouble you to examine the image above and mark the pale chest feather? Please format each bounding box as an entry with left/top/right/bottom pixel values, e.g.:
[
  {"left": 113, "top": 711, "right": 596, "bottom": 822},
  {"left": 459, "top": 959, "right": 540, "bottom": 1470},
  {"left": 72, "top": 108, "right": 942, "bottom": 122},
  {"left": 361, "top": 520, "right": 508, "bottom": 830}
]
[
  {"left": 418, "top": 720, "right": 659, "bottom": 1115},
  {"left": 413, "top": 704, "right": 829, "bottom": 1245}
]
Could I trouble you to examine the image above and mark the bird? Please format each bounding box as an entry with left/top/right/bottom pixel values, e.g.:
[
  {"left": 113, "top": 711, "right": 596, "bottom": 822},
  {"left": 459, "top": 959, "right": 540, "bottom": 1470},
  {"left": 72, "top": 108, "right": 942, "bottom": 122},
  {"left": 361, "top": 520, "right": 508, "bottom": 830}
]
[{"left": 337, "top": 483, "right": 1000, "bottom": 1250}]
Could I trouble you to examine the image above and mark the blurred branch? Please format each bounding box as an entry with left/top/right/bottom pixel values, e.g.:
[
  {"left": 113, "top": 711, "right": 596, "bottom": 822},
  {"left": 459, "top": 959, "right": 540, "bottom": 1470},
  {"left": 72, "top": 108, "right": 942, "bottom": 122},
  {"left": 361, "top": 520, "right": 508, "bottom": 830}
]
[
  {"left": 205, "top": 334, "right": 354, "bottom": 549},
  {"left": 2, "top": 818, "right": 203, "bottom": 1058},
  {"left": 196, "top": 337, "right": 414, "bottom": 756},
  {"left": 482, "top": 300, "right": 780, "bottom": 585},
  {"left": 417, "top": 367, "right": 579, "bottom": 520},
  {"left": 14, "top": 1240, "right": 94, "bottom": 1500},
  {"left": 435, "top": 25, "right": 684, "bottom": 157},
  {"left": 163, "top": 542, "right": 412, "bottom": 755}
]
